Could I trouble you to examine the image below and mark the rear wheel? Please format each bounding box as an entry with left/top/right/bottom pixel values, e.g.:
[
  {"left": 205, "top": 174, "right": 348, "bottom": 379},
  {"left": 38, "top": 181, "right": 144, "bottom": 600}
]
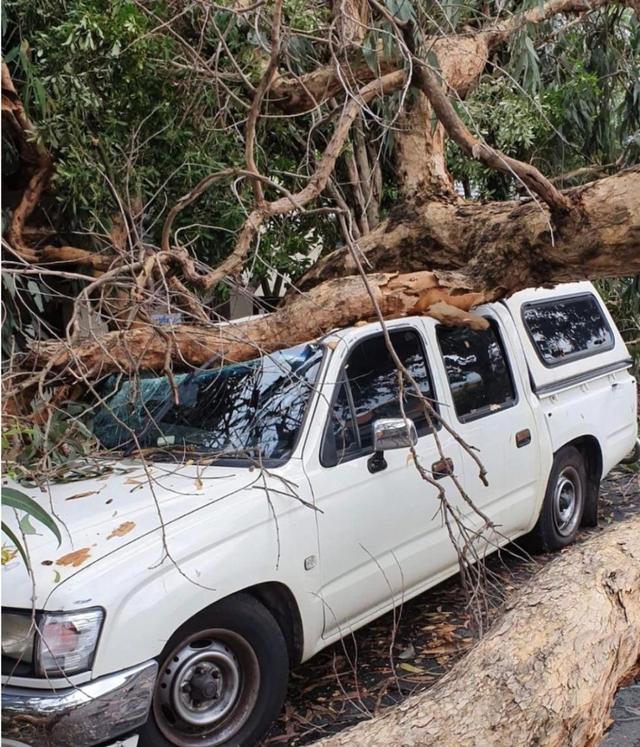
[
  {"left": 140, "top": 593, "right": 289, "bottom": 747},
  {"left": 530, "top": 446, "right": 586, "bottom": 552}
]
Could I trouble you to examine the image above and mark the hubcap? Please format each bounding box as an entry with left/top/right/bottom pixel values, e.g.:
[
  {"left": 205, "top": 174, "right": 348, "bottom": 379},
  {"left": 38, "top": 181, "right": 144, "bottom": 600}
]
[
  {"left": 153, "top": 629, "right": 260, "bottom": 746},
  {"left": 553, "top": 466, "right": 582, "bottom": 537},
  {"left": 166, "top": 644, "right": 240, "bottom": 726}
]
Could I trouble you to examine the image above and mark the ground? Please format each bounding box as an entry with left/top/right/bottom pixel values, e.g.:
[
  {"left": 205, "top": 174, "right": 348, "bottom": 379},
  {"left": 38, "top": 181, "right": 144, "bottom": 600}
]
[{"left": 262, "top": 468, "right": 640, "bottom": 746}]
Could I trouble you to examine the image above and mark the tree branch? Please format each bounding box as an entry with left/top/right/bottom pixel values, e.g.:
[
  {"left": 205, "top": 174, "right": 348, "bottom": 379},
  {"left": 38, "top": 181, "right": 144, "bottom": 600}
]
[
  {"left": 298, "top": 167, "right": 640, "bottom": 290},
  {"left": 411, "top": 60, "right": 573, "bottom": 216}
]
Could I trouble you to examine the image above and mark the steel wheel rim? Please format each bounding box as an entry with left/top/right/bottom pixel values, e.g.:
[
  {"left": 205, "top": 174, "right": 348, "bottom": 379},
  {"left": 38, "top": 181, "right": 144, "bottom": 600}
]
[
  {"left": 553, "top": 466, "right": 583, "bottom": 537},
  {"left": 153, "top": 628, "right": 260, "bottom": 746}
]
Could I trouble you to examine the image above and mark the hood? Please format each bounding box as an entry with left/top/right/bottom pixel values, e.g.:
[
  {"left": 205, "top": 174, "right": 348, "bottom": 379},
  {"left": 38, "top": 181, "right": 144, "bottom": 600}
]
[{"left": 2, "top": 458, "right": 260, "bottom": 609}]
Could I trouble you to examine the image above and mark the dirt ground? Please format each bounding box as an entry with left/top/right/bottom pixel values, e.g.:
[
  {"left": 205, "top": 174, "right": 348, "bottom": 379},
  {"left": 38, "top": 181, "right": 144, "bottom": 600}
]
[{"left": 263, "top": 468, "right": 640, "bottom": 746}]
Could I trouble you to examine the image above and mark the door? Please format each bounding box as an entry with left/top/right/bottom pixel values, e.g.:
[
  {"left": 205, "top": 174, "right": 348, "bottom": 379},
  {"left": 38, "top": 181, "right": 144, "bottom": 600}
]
[
  {"left": 433, "top": 314, "right": 540, "bottom": 539},
  {"left": 306, "top": 326, "right": 465, "bottom": 639}
]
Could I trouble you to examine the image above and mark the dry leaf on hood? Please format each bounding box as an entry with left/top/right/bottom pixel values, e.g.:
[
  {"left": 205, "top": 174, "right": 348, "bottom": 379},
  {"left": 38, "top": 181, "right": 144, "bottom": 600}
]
[
  {"left": 66, "top": 490, "right": 99, "bottom": 501},
  {"left": 107, "top": 521, "right": 136, "bottom": 540},
  {"left": 56, "top": 548, "right": 91, "bottom": 567}
]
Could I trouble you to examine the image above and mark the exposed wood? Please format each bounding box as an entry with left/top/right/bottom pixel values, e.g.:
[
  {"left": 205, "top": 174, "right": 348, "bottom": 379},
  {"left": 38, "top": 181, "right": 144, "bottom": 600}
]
[
  {"left": 314, "top": 517, "right": 640, "bottom": 747},
  {"left": 394, "top": 90, "right": 454, "bottom": 198},
  {"left": 30, "top": 271, "right": 490, "bottom": 376}
]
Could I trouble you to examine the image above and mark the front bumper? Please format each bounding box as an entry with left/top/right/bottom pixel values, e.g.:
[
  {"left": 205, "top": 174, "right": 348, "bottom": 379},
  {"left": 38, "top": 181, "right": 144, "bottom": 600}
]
[{"left": 1, "top": 660, "right": 157, "bottom": 747}]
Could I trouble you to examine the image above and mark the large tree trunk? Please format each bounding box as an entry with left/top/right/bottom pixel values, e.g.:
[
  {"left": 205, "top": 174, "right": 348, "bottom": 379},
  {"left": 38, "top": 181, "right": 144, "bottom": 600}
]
[
  {"left": 26, "top": 167, "right": 640, "bottom": 379},
  {"left": 26, "top": 272, "right": 489, "bottom": 378},
  {"left": 314, "top": 517, "right": 640, "bottom": 747},
  {"left": 300, "top": 167, "right": 640, "bottom": 292}
]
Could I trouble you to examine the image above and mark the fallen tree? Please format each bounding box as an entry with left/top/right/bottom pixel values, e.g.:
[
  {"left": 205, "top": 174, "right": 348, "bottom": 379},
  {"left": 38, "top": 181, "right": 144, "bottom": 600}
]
[
  {"left": 2, "top": 2, "right": 639, "bottom": 391},
  {"left": 314, "top": 517, "right": 640, "bottom": 747}
]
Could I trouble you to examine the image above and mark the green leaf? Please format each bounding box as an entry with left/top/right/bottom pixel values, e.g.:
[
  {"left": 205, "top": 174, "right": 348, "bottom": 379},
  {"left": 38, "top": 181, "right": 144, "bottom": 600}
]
[
  {"left": 33, "top": 79, "right": 47, "bottom": 117},
  {"left": 362, "top": 34, "right": 379, "bottom": 74},
  {"left": 2, "top": 487, "right": 62, "bottom": 545},
  {"left": 384, "top": 0, "right": 414, "bottom": 23},
  {"left": 18, "top": 514, "right": 37, "bottom": 536},
  {"left": 1, "top": 521, "right": 29, "bottom": 567},
  {"left": 399, "top": 662, "right": 424, "bottom": 673}
]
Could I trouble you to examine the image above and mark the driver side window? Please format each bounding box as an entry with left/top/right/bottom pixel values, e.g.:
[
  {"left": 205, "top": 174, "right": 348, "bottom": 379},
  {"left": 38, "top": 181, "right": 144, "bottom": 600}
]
[{"left": 321, "top": 329, "right": 436, "bottom": 466}]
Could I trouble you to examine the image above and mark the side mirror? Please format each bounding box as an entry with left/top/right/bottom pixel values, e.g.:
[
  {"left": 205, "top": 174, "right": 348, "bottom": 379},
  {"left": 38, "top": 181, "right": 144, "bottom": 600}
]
[
  {"left": 372, "top": 418, "right": 418, "bottom": 452},
  {"left": 368, "top": 418, "right": 418, "bottom": 473}
]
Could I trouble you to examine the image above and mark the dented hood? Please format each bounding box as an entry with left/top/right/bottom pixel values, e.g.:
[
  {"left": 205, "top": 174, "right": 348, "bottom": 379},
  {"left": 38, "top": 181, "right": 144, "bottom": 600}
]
[{"left": 1, "top": 458, "right": 259, "bottom": 609}]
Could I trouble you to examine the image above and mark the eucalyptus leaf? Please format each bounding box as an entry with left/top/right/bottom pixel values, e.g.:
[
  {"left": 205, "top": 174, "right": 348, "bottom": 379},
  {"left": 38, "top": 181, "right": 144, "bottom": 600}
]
[
  {"left": 2, "top": 487, "right": 62, "bottom": 545},
  {"left": 1, "top": 521, "right": 29, "bottom": 567}
]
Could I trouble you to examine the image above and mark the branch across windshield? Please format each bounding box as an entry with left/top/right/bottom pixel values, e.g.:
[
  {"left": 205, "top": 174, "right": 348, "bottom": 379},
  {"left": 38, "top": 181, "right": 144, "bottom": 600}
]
[{"left": 92, "top": 344, "right": 325, "bottom": 464}]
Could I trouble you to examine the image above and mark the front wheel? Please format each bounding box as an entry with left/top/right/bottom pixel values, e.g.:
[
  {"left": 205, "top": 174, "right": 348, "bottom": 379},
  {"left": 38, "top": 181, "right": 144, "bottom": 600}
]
[
  {"left": 530, "top": 446, "right": 586, "bottom": 552},
  {"left": 139, "top": 593, "right": 289, "bottom": 747}
]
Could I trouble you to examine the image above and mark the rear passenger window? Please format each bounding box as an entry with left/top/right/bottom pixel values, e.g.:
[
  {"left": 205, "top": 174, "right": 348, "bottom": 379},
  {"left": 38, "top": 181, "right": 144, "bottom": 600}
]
[
  {"left": 437, "top": 323, "right": 516, "bottom": 421},
  {"left": 522, "top": 294, "right": 614, "bottom": 366}
]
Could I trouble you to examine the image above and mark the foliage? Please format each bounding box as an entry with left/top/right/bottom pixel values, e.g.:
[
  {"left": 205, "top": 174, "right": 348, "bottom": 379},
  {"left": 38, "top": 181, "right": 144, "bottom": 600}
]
[
  {"left": 2, "top": 0, "right": 326, "bottom": 279},
  {"left": 2, "top": 405, "right": 99, "bottom": 481},
  {"left": 447, "top": 6, "right": 639, "bottom": 199},
  {"left": 596, "top": 277, "right": 640, "bottom": 376},
  {"left": 1, "top": 486, "right": 61, "bottom": 567},
  {"left": 3, "top": 1, "right": 638, "bottom": 272}
]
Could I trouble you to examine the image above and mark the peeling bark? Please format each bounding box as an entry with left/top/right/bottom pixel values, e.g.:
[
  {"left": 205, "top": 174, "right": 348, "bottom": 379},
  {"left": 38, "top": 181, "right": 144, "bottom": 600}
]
[
  {"left": 31, "top": 271, "right": 489, "bottom": 376},
  {"left": 314, "top": 517, "right": 640, "bottom": 747},
  {"left": 26, "top": 166, "right": 640, "bottom": 378}
]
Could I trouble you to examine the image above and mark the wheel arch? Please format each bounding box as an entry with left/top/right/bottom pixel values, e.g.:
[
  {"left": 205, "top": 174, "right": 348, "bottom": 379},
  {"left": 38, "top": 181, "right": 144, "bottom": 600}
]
[
  {"left": 243, "top": 581, "right": 304, "bottom": 665},
  {"left": 558, "top": 435, "right": 603, "bottom": 527},
  {"left": 168, "top": 581, "right": 305, "bottom": 666}
]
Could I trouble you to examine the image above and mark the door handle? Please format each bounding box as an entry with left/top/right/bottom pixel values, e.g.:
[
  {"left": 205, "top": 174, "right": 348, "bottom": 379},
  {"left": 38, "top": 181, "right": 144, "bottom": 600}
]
[
  {"left": 431, "top": 457, "right": 454, "bottom": 479},
  {"left": 516, "top": 429, "right": 531, "bottom": 448}
]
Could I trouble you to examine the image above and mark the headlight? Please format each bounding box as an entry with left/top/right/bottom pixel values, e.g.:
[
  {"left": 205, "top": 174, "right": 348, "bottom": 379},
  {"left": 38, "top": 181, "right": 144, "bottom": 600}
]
[
  {"left": 1, "top": 608, "right": 104, "bottom": 677},
  {"left": 1, "top": 612, "right": 35, "bottom": 664},
  {"left": 37, "top": 608, "right": 104, "bottom": 676}
]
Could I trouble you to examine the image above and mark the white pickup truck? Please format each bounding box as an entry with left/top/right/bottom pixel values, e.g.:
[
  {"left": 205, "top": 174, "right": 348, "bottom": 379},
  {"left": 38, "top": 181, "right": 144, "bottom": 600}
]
[{"left": 2, "top": 281, "right": 638, "bottom": 747}]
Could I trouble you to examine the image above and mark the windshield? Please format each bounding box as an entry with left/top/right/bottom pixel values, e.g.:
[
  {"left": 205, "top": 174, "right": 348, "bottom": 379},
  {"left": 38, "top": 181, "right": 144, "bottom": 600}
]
[{"left": 92, "top": 343, "right": 324, "bottom": 464}]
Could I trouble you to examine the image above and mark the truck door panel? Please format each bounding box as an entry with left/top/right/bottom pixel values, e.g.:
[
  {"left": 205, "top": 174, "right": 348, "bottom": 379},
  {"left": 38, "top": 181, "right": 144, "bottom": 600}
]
[
  {"left": 433, "top": 314, "right": 541, "bottom": 537},
  {"left": 306, "top": 326, "right": 464, "bottom": 638}
]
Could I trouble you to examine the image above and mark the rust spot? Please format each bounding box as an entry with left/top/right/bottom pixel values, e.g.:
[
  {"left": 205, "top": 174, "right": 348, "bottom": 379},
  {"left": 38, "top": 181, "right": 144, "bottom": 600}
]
[
  {"left": 107, "top": 521, "right": 136, "bottom": 540},
  {"left": 56, "top": 548, "right": 91, "bottom": 567}
]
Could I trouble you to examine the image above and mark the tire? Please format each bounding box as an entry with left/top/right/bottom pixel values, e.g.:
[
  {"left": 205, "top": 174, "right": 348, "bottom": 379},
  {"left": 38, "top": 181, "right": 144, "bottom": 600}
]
[
  {"left": 530, "top": 446, "right": 586, "bottom": 552},
  {"left": 139, "top": 593, "right": 289, "bottom": 747}
]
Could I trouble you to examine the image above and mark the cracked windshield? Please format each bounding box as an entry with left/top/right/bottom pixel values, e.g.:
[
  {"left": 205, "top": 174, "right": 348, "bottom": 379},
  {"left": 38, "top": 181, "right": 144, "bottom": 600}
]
[{"left": 93, "top": 344, "right": 324, "bottom": 462}]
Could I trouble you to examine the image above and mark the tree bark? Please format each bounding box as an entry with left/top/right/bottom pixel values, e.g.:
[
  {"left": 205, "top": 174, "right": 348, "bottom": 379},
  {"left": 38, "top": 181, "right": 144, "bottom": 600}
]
[
  {"left": 30, "top": 271, "right": 489, "bottom": 377},
  {"left": 314, "top": 517, "right": 640, "bottom": 747},
  {"left": 300, "top": 167, "right": 640, "bottom": 292},
  {"left": 26, "top": 167, "right": 640, "bottom": 378}
]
